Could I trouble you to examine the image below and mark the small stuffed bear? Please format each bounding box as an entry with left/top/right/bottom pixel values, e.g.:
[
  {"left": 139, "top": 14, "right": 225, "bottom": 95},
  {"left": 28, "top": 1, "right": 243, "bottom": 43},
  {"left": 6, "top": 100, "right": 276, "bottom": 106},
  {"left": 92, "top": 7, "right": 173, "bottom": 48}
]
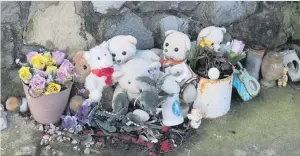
[
  {"left": 84, "top": 42, "right": 114, "bottom": 102},
  {"left": 278, "top": 67, "right": 289, "bottom": 88},
  {"left": 165, "top": 63, "right": 198, "bottom": 104},
  {"left": 72, "top": 51, "right": 91, "bottom": 98},
  {"left": 197, "top": 26, "right": 227, "bottom": 52},
  {"left": 112, "top": 58, "right": 180, "bottom": 111},
  {"left": 5, "top": 97, "right": 28, "bottom": 113},
  {"left": 160, "top": 30, "right": 191, "bottom": 69},
  {"left": 106, "top": 35, "right": 161, "bottom": 66}
]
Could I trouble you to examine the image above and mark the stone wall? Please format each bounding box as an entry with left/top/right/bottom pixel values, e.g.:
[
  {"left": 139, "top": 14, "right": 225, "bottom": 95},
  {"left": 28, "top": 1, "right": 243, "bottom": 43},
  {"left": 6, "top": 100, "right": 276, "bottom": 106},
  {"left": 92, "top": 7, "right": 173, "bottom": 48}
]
[{"left": 1, "top": 1, "right": 300, "bottom": 102}]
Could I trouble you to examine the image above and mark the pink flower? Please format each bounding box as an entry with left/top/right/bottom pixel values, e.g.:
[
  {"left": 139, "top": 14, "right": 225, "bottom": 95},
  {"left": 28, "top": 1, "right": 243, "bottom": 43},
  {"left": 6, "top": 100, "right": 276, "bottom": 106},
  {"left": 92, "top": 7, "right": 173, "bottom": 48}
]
[
  {"left": 29, "top": 74, "right": 46, "bottom": 90},
  {"left": 60, "top": 59, "right": 74, "bottom": 74},
  {"left": 52, "top": 51, "right": 65, "bottom": 65},
  {"left": 56, "top": 68, "right": 71, "bottom": 84},
  {"left": 26, "top": 51, "right": 38, "bottom": 63},
  {"left": 231, "top": 39, "right": 245, "bottom": 54}
]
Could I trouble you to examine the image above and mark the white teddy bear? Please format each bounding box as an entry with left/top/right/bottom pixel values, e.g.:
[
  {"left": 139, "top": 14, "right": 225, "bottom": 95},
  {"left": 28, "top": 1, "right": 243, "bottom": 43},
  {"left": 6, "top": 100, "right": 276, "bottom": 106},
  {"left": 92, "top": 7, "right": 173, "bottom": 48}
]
[
  {"left": 84, "top": 42, "right": 114, "bottom": 102},
  {"left": 160, "top": 30, "right": 191, "bottom": 69},
  {"left": 112, "top": 58, "right": 180, "bottom": 111},
  {"left": 106, "top": 35, "right": 161, "bottom": 67},
  {"left": 197, "top": 26, "right": 227, "bottom": 52},
  {"left": 165, "top": 62, "right": 198, "bottom": 104}
]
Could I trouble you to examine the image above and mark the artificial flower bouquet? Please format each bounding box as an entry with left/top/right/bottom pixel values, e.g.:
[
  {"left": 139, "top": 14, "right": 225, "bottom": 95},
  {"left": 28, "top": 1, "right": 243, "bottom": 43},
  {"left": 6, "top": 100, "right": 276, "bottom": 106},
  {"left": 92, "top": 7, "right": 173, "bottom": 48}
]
[{"left": 18, "top": 51, "right": 75, "bottom": 96}]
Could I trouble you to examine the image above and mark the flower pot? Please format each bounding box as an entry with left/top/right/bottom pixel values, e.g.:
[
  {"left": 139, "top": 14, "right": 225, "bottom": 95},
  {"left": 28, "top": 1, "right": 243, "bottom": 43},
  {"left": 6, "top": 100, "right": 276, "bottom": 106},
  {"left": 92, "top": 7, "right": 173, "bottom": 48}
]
[
  {"left": 245, "top": 48, "right": 265, "bottom": 80},
  {"left": 23, "top": 83, "right": 72, "bottom": 124},
  {"left": 260, "top": 52, "right": 284, "bottom": 88},
  {"left": 192, "top": 70, "right": 234, "bottom": 119}
]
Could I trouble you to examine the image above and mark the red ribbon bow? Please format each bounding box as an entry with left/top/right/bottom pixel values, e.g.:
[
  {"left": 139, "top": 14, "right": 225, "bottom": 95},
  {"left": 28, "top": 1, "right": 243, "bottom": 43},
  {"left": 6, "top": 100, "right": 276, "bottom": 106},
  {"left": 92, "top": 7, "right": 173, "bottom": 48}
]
[{"left": 91, "top": 67, "right": 114, "bottom": 86}]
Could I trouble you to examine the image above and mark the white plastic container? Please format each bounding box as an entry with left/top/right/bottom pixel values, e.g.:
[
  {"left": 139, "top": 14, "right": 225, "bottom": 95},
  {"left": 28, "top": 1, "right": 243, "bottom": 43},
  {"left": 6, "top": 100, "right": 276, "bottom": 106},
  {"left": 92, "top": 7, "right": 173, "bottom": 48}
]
[
  {"left": 193, "top": 73, "right": 233, "bottom": 118},
  {"left": 162, "top": 93, "right": 184, "bottom": 126}
]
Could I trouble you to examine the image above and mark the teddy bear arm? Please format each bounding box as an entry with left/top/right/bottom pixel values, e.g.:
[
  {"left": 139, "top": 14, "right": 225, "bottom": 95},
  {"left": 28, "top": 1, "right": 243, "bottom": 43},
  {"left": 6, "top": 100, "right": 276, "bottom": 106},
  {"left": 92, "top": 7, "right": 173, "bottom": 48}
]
[
  {"left": 160, "top": 76, "right": 180, "bottom": 94},
  {"left": 182, "top": 84, "right": 197, "bottom": 104},
  {"left": 137, "top": 50, "right": 160, "bottom": 62}
]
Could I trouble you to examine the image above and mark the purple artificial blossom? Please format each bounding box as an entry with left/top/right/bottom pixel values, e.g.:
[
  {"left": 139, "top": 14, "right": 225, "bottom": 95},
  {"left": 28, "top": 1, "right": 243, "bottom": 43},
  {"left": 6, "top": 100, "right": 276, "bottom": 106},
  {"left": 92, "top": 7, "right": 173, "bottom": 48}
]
[
  {"left": 52, "top": 51, "right": 65, "bottom": 66},
  {"left": 60, "top": 59, "right": 75, "bottom": 74},
  {"left": 231, "top": 39, "right": 245, "bottom": 54},
  {"left": 29, "top": 74, "right": 46, "bottom": 90},
  {"left": 61, "top": 115, "right": 78, "bottom": 129},
  {"left": 56, "top": 68, "right": 71, "bottom": 84},
  {"left": 35, "top": 69, "right": 46, "bottom": 77},
  {"left": 26, "top": 51, "right": 38, "bottom": 63},
  {"left": 76, "top": 99, "right": 92, "bottom": 125}
]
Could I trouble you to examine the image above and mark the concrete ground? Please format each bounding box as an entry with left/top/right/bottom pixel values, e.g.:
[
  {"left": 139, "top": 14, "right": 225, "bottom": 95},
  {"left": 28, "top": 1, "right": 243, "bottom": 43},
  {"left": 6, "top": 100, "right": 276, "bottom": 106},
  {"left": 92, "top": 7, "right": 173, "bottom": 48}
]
[{"left": 1, "top": 86, "right": 300, "bottom": 156}]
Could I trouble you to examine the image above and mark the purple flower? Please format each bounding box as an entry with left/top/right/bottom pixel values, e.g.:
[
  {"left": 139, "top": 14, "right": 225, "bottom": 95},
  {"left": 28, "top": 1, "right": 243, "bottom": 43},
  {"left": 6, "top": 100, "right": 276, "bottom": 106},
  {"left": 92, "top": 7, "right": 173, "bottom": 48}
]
[
  {"left": 231, "top": 40, "right": 245, "bottom": 54},
  {"left": 56, "top": 68, "right": 71, "bottom": 84},
  {"left": 35, "top": 70, "right": 46, "bottom": 77},
  {"left": 29, "top": 74, "right": 46, "bottom": 90},
  {"left": 76, "top": 99, "right": 91, "bottom": 125},
  {"left": 26, "top": 51, "right": 38, "bottom": 63},
  {"left": 60, "top": 59, "right": 74, "bottom": 74},
  {"left": 61, "top": 115, "right": 78, "bottom": 129},
  {"left": 52, "top": 51, "right": 65, "bottom": 66}
]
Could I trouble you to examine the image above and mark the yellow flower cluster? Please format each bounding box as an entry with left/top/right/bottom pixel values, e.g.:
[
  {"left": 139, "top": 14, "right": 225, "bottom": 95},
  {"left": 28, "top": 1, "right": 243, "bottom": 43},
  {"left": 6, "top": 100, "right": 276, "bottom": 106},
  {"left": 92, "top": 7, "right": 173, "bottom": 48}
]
[
  {"left": 18, "top": 67, "right": 32, "bottom": 84},
  {"left": 30, "top": 52, "right": 56, "bottom": 70},
  {"left": 200, "top": 40, "right": 213, "bottom": 47},
  {"left": 45, "top": 82, "right": 61, "bottom": 95},
  {"left": 43, "top": 52, "right": 56, "bottom": 66},
  {"left": 46, "top": 66, "right": 58, "bottom": 73}
]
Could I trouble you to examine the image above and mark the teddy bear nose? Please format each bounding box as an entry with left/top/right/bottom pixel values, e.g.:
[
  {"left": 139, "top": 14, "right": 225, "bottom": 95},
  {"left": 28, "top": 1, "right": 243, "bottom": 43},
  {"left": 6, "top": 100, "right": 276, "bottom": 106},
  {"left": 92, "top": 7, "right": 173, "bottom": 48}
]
[
  {"left": 139, "top": 89, "right": 142, "bottom": 93},
  {"left": 117, "top": 60, "right": 121, "bottom": 63},
  {"left": 164, "top": 49, "right": 168, "bottom": 52},
  {"left": 83, "top": 65, "right": 87, "bottom": 70}
]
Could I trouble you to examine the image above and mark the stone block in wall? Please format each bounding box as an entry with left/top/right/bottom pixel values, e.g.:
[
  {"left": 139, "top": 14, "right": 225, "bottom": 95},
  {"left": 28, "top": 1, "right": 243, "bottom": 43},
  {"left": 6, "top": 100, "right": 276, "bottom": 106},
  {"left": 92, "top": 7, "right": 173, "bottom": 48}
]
[
  {"left": 101, "top": 11, "right": 154, "bottom": 50},
  {"left": 91, "top": 1, "right": 125, "bottom": 15},
  {"left": 24, "top": 1, "right": 95, "bottom": 57},
  {"left": 193, "top": 1, "right": 257, "bottom": 26}
]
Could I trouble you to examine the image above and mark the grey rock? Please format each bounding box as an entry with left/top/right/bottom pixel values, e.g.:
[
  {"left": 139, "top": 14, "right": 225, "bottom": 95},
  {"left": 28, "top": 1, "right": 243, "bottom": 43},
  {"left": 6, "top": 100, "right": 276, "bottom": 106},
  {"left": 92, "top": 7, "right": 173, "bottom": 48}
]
[
  {"left": 227, "top": 10, "right": 282, "bottom": 48},
  {"left": 0, "top": 105, "right": 7, "bottom": 131},
  {"left": 92, "top": 1, "right": 125, "bottom": 14},
  {"left": 178, "top": 1, "right": 200, "bottom": 11},
  {"left": 24, "top": 1, "right": 95, "bottom": 55},
  {"left": 103, "top": 11, "right": 154, "bottom": 49},
  {"left": 193, "top": 1, "right": 258, "bottom": 26},
  {"left": 1, "top": 2, "right": 20, "bottom": 24},
  {"left": 137, "top": 1, "right": 179, "bottom": 12}
]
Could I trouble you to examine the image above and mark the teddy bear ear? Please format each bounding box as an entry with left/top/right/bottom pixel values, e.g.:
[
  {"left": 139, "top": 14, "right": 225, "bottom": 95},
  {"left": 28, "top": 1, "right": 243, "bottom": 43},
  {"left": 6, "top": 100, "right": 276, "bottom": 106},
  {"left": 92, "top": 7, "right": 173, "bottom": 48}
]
[
  {"left": 73, "top": 51, "right": 85, "bottom": 62},
  {"left": 165, "top": 30, "right": 178, "bottom": 37},
  {"left": 185, "top": 36, "right": 191, "bottom": 51},
  {"left": 198, "top": 26, "right": 213, "bottom": 39},
  {"left": 83, "top": 51, "right": 90, "bottom": 61},
  {"left": 112, "top": 71, "right": 124, "bottom": 80},
  {"left": 126, "top": 35, "right": 137, "bottom": 45}
]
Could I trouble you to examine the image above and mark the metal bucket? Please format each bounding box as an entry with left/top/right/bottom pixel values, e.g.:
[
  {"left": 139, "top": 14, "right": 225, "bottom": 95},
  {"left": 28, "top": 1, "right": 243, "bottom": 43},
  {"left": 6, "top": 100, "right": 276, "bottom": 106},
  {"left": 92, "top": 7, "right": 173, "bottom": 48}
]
[
  {"left": 23, "top": 83, "right": 72, "bottom": 124},
  {"left": 193, "top": 72, "right": 233, "bottom": 119}
]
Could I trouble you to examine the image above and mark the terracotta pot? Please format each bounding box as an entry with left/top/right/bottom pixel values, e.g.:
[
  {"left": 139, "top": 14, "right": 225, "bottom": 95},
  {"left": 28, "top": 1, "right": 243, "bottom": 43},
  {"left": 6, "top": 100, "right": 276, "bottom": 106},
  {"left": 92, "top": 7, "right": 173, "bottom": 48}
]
[
  {"left": 260, "top": 52, "right": 284, "bottom": 88},
  {"left": 23, "top": 83, "right": 72, "bottom": 124}
]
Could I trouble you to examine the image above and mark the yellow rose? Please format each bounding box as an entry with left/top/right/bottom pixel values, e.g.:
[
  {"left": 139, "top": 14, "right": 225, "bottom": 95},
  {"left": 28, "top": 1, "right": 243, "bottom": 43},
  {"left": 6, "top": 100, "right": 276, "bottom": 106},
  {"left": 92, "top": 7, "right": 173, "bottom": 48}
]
[
  {"left": 199, "top": 41, "right": 205, "bottom": 47},
  {"left": 31, "top": 54, "right": 46, "bottom": 70},
  {"left": 43, "top": 52, "right": 56, "bottom": 66},
  {"left": 18, "top": 67, "right": 32, "bottom": 84},
  {"left": 204, "top": 40, "right": 213, "bottom": 46},
  {"left": 45, "top": 82, "right": 61, "bottom": 95},
  {"left": 46, "top": 66, "right": 58, "bottom": 73}
]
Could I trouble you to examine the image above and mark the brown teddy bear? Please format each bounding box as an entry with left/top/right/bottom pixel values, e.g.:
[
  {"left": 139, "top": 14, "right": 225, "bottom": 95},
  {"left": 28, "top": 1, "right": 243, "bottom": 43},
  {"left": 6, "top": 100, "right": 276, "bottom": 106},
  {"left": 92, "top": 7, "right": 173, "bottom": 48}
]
[{"left": 70, "top": 51, "right": 113, "bottom": 111}]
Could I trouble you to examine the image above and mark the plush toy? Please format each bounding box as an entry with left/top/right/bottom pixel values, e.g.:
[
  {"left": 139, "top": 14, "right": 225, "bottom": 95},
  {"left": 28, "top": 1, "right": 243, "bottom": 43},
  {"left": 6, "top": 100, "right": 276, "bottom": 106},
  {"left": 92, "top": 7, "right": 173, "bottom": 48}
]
[
  {"left": 5, "top": 97, "right": 28, "bottom": 113},
  {"left": 160, "top": 30, "right": 191, "bottom": 69},
  {"left": 187, "top": 108, "right": 203, "bottom": 129},
  {"left": 72, "top": 51, "right": 91, "bottom": 98},
  {"left": 197, "top": 26, "right": 227, "bottom": 52},
  {"left": 112, "top": 58, "right": 180, "bottom": 111},
  {"left": 69, "top": 95, "right": 85, "bottom": 112},
  {"left": 165, "top": 62, "right": 198, "bottom": 104},
  {"left": 84, "top": 42, "right": 114, "bottom": 102},
  {"left": 278, "top": 67, "right": 288, "bottom": 87},
  {"left": 106, "top": 35, "right": 161, "bottom": 66}
]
